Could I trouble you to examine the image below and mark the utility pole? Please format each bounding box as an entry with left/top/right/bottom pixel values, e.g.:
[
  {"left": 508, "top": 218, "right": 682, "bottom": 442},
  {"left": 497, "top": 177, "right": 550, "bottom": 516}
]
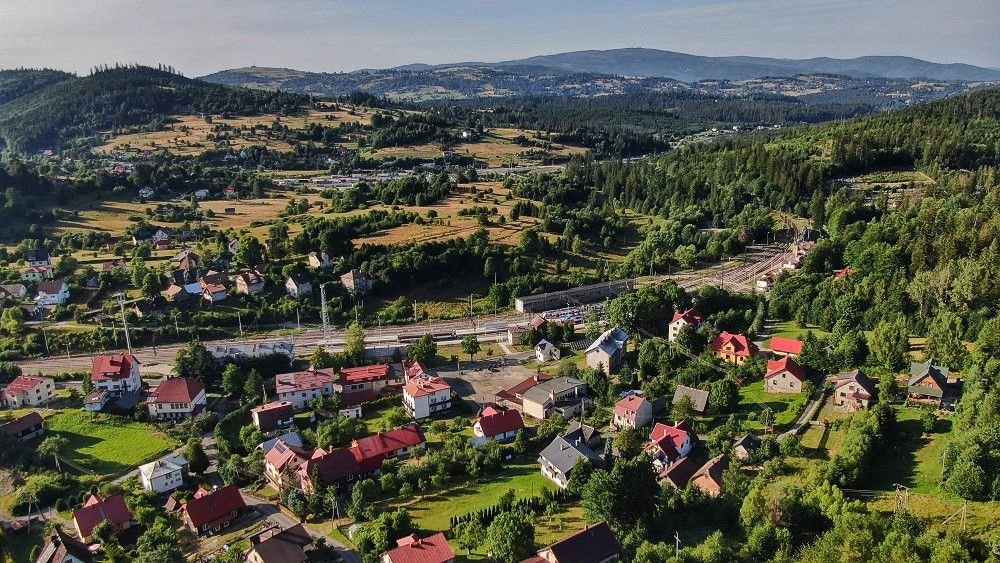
[
  {"left": 116, "top": 293, "right": 132, "bottom": 355},
  {"left": 320, "top": 283, "right": 330, "bottom": 344},
  {"left": 674, "top": 532, "right": 681, "bottom": 558},
  {"left": 238, "top": 311, "right": 245, "bottom": 341}
]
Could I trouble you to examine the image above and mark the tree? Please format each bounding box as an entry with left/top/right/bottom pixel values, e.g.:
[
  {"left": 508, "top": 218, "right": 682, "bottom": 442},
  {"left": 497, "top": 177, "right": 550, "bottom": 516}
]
[
  {"left": 584, "top": 308, "right": 602, "bottom": 340},
  {"left": 566, "top": 459, "right": 594, "bottom": 497},
  {"left": 185, "top": 439, "right": 210, "bottom": 474},
  {"left": 38, "top": 435, "right": 67, "bottom": 472},
  {"left": 349, "top": 478, "right": 378, "bottom": 520},
  {"left": 243, "top": 369, "right": 264, "bottom": 404},
  {"left": 381, "top": 407, "right": 410, "bottom": 431},
  {"left": 925, "top": 310, "right": 967, "bottom": 369},
  {"left": 140, "top": 271, "right": 160, "bottom": 300},
  {"left": 406, "top": 334, "right": 437, "bottom": 365},
  {"left": 235, "top": 235, "right": 265, "bottom": 267},
  {"left": 454, "top": 519, "right": 485, "bottom": 555},
  {"left": 868, "top": 319, "right": 909, "bottom": 371},
  {"left": 344, "top": 322, "right": 365, "bottom": 363},
  {"left": 671, "top": 394, "right": 696, "bottom": 422},
  {"left": 581, "top": 457, "right": 659, "bottom": 533},
  {"left": 0, "top": 306, "right": 25, "bottom": 336},
  {"left": 461, "top": 334, "right": 481, "bottom": 362},
  {"left": 310, "top": 345, "right": 337, "bottom": 369},
  {"left": 975, "top": 317, "right": 1000, "bottom": 360},
  {"left": 175, "top": 341, "right": 219, "bottom": 385},
  {"left": 221, "top": 364, "right": 242, "bottom": 397},
  {"left": 317, "top": 415, "right": 366, "bottom": 448},
  {"left": 612, "top": 427, "right": 644, "bottom": 459},
  {"left": 485, "top": 510, "right": 535, "bottom": 563},
  {"left": 512, "top": 428, "right": 529, "bottom": 454},
  {"left": 240, "top": 425, "right": 264, "bottom": 452}
]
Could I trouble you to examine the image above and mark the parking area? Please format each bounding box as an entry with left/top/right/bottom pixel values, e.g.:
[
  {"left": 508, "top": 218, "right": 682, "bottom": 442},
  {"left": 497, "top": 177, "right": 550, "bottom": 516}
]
[{"left": 438, "top": 360, "right": 537, "bottom": 405}]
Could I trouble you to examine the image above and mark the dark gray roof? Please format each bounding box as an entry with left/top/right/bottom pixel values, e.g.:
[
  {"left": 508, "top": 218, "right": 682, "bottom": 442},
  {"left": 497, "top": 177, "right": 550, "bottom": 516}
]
[
  {"left": 539, "top": 521, "right": 621, "bottom": 563},
  {"left": 672, "top": 385, "right": 710, "bottom": 413},
  {"left": 585, "top": 326, "right": 629, "bottom": 356},
  {"left": 733, "top": 434, "right": 761, "bottom": 451},
  {"left": 908, "top": 358, "right": 949, "bottom": 387},
  {"left": 522, "top": 376, "right": 586, "bottom": 406},
  {"left": 539, "top": 435, "right": 602, "bottom": 475},
  {"left": 250, "top": 524, "right": 311, "bottom": 563}
]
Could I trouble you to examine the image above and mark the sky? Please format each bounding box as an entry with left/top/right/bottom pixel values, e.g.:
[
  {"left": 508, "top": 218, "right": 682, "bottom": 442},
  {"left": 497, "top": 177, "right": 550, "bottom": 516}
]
[{"left": 1, "top": 0, "right": 998, "bottom": 76}]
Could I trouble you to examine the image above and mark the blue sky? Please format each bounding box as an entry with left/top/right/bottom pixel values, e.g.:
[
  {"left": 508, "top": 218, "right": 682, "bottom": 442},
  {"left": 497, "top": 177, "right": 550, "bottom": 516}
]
[{"left": 1, "top": 0, "right": 998, "bottom": 76}]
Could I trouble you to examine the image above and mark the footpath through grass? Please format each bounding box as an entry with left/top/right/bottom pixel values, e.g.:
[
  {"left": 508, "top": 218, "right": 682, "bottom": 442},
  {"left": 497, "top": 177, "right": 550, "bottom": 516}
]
[{"left": 45, "top": 410, "right": 179, "bottom": 477}]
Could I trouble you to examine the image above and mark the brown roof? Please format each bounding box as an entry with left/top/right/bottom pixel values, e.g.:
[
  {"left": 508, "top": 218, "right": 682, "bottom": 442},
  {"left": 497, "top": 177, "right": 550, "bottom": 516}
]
[
  {"left": 183, "top": 485, "right": 246, "bottom": 529},
  {"left": 73, "top": 494, "right": 132, "bottom": 539},
  {"left": 150, "top": 377, "right": 204, "bottom": 403},
  {"left": 530, "top": 522, "right": 621, "bottom": 563},
  {"left": 495, "top": 373, "right": 552, "bottom": 406},
  {"left": 250, "top": 524, "right": 311, "bottom": 563},
  {"left": 382, "top": 532, "right": 455, "bottom": 563},
  {"left": 0, "top": 411, "right": 43, "bottom": 437}
]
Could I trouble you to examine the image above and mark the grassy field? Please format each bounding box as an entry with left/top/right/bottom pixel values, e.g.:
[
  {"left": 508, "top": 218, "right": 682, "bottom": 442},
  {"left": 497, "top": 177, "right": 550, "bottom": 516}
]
[
  {"left": 96, "top": 104, "right": 377, "bottom": 155},
  {"left": 738, "top": 380, "right": 809, "bottom": 429},
  {"left": 364, "top": 128, "right": 587, "bottom": 167},
  {"left": 763, "top": 320, "right": 829, "bottom": 346},
  {"left": 398, "top": 461, "right": 554, "bottom": 533},
  {"left": 45, "top": 410, "right": 179, "bottom": 477},
  {"left": 867, "top": 405, "right": 952, "bottom": 493}
]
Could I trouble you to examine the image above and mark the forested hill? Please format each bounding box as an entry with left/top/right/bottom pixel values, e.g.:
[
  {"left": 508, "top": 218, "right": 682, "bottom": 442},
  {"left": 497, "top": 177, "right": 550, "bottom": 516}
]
[{"left": 0, "top": 65, "right": 308, "bottom": 152}]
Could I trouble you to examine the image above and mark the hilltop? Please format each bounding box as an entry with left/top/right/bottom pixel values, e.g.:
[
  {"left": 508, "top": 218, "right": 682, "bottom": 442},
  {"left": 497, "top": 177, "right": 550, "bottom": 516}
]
[{"left": 0, "top": 65, "right": 308, "bottom": 152}]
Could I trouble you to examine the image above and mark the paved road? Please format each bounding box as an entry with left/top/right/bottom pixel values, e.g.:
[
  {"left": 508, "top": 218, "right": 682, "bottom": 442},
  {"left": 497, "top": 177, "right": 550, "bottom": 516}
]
[
  {"left": 240, "top": 492, "right": 362, "bottom": 563},
  {"left": 779, "top": 390, "right": 825, "bottom": 441}
]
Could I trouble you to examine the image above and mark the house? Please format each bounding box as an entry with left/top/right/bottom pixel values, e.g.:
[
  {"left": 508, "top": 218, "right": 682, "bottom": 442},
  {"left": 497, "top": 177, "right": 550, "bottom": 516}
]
[
  {"left": 538, "top": 425, "right": 604, "bottom": 488},
  {"left": 495, "top": 373, "right": 552, "bottom": 412},
  {"left": 402, "top": 360, "right": 428, "bottom": 383},
  {"left": 138, "top": 187, "right": 155, "bottom": 198},
  {"left": 834, "top": 266, "right": 854, "bottom": 279},
  {"left": 612, "top": 395, "right": 652, "bottom": 430},
  {"left": 264, "top": 439, "right": 311, "bottom": 489},
  {"left": 182, "top": 484, "right": 247, "bottom": 535},
  {"left": 235, "top": 270, "right": 266, "bottom": 295},
  {"left": 177, "top": 250, "right": 200, "bottom": 272},
  {"left": 672, "top": 385, "right": 710, "bottom": 415},
  {"left": 163, "top": 284, "right": 189, "bottom": 302},
  {"left": 35, "top": 280, "right": 70, "bottom": 305},
  {"left": 535, "top": 340, "right": 561, "bottom": 362},
  {"left": 733, "top": 434, "right": 762, "bottom": 461},
  {"left": 832, "top": 369, "right": 877, "bottom": 411},
  {"left": 90, "top": 354, "right": 142, "bottom": 397},
  {"left": 247, "top": 524, "right": 312, "bottom": 563},
  {"left": 0, "top": 284, "right": 28, "bottom": 299},
  {"left": 154, "top": 238, "right": 172, "bottom": 250},
  {"left": 146, "top": 377, "right": 206, "bottom": 420},
  {"left": 2, "top": 375, "right": 55, "bottom": 407},
  {"left": 585, "top": 327, "right": 629, "bottom": 375},
  {"left": 907, "top": 358, "right": 951, "bottom": 404},
  {"left": 402, "top": 376, "right": 452, "bottom": 419},
  {"left": 524, "top": 522, "right": 621, "bottom": 563},
  {"left": 769, "top": 337, "right": 803, "bottom": 357},
  {"left": 35, "top": 526, "right": 99, "bottom": 563},
  {"left": 668, "top": 308, "right": 703, "bottom": 342},
  {"left": 252, "top": 401, "right": 295, "bottom": 433},
  {"left": 520, "top": 376, "right": 588, "bottom": 420},
  {"left": 308, "top": 251, "right": 332, "bottom": 269},
  {"left": 22, "top": 264, "right": 55, "bottom": 281},
  {"left": 711, "top": 331, "right": 758, "bottom": 365},
  {"left": 151, "top": 228, "right": 172, "bottom": 243},
  {"left": 138, "top": 455, "right": 188, "bottom": 494},
  {"left": 756, "top": 272, "right": 776, "bottom": 291},
  {"left": 275, "top": 368, "right": 336, "bottom": 409},
  {"left": 0, "top": 411, "right": 44, "bottom": 442},
  {"left": 340, "top": 269, "right": 372, "bottom": 296},
  {"left": 100, "top": 260, "right": 126, "bottom": 273},
  {"left": 194, "top": 189, "right": 210, "bottom": 199},
  {"left": 202, "top": 283, "right": 228, "bottom": 303},
  {"left": 26, "top": 248, "right": 51, "bottom": 267},
  {"left": 338, "top": 364, "right": 391, "bottom": 397},
  {"left": 352, "top": 423, "right": 426, "bottom": 460},
  {"left": 381, "top": 533, "right": 455, "bottom": 563},
  {"left": 645, "top": 421, "right": 695, "bottom": 466},
  {"left": 659, "top": 456, "right": 698, "bottom": 490},
  {"left": 285, "top": 275, "right": 312, "bottom": 298},
  {"left": 690, "top": 454, "right": 730, "bottom": 497},
  {"left": 507, "top": 324, "right": 529, "bottom": 345},
  {"left": 297, "top": 447, "right": 365, "bottom": 494},
  {"left": 472, "top": 405, "right": 525, "bottom": 445},
  {"left": 73, "top": 494, "right": 133, "bottom": 542},
  {"left": 83, "top": 390, "right": 112, "bottom": 412},
  {"left": 764, "top": 356, "right": 806, "bottom": 394}
]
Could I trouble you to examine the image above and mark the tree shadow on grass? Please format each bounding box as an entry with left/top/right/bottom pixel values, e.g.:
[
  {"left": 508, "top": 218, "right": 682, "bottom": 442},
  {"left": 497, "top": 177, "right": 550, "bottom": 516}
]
[{"left": 868, "top": 417, "right": 923, "bottom": 490}]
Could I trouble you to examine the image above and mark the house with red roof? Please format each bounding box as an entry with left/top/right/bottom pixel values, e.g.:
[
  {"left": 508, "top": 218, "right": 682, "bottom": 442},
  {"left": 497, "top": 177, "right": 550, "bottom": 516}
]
[
  {"left": 297, "top": 446, "right": 370, "bottom": 495},
  {"left": 401, "top": 360, "right": 427, "bottom": 383},
  {"left": 832, "top": 369, "right": 876, "bottom": 411},
  {"left": 472, "top": 405, "right": 525, "bottom": 445},
  {"left": 690, "top": 454, "right": 730, "bottom": 497},
  {"left": 711, "top": 331, "right": 758, "bottom": 365},
  {"left": 402, "top": 376, "right": 452, "bottom": 419},
  {"left": 769, "top": 336, "right": 803, "bottom": 357},
  {"left": 644, "top": 421, "right": 695, "bottom": 467},
  {"left": 182, "top": 484, "right": 247, "bottom": 535},
  {"left": 668, "top": 308, "right": 704, "bottom": 342},
  {"left": 2, "top": 375, "right": 54, "bottom": 407},
  {"left": 834, "top": 266, "right": 853, "bottom": 279},
  {"left": 90, "top": 354, "right": 142, "bottom": 396},
  {"left": 612, "top": 395, "right": 652, "bottom": 430},
  {"left": 275, "top": 368, "right": 337, "bottom": 409},
  {"left": 339, "top": 364, "right": 391, "bottom": 395},
  {"left": 73, "top": 494, "right": 133, "bottom": 542},
  {"left": 659, "top": 456, "right": 698, "bottom": 490},
  {"left": 380, "top": 532, "right": 455, "bottom": 563},
  {"left": 264, "top": 439, "right": 311, "bottom": 489},
  {"left": 494, "top": 373, "right": 552, "bottom": 412},
  {"left": 202, "top": 282, "right": 228, "bottom": 303},
  {"left": 352, "top": 423, "right": 426, "bottom": 460},
  {"left": 764, "top": 356, "right": 807, "bottom": 394},
  {"left": 251, "top": 401, "right": 295, "bottom": 433},
  {"left": 235, "top": 270, "right": 266, "bottom": 295},
  {"left": 146, "top": 377, "right": 206, "bottom": 420}
]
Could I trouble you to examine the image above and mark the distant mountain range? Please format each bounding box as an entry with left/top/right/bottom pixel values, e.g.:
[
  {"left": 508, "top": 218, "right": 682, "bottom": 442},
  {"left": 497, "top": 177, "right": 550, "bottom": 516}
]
[{"left": 200, "top": 48, "right": 1000, "bottom": 103}]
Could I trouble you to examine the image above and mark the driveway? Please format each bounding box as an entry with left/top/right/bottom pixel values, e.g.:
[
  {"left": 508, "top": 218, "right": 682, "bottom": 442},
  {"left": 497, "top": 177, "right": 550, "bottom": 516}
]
[{"left": 241, "top": 492, "right": 362, "bottom": 563}]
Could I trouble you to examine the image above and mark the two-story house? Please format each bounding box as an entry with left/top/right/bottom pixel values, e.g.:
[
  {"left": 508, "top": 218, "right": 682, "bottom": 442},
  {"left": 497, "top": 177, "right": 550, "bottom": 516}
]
[
  {"left": 2, "top": 375, "right": 55, "bottom": 407},
  {"left": 90, "top": 354, "right": 143, "bottom": 397},
  {"left": 35, "top": 280, "right": 70, "bottom": 305},
  {"left": 402, "top": 376, "right": 452, "bottom": 419},
  {"left": 146, "top": 377, "right": 207, "bottom": 420},
  {"left": 585, "top": 327, "right": 629, "bottom": 375},
  {"left": 711, "top": 331, "right": 759, "bottom": 365},
  {"left": 138, "top": 456, "right": 188, "bottom": 494},
  {"left": 668, "top": 308, "right": 703, "bottom": 342}
]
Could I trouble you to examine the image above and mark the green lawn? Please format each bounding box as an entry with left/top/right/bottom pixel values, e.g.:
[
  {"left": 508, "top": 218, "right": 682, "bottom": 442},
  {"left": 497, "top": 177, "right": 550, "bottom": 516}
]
[
  {"left": 867, "top": 405, "right": 953, "bottom": 494},
  {"left": 738, "top": 380, "right": 809, "bottom": 429},
  {"left": 763, "top": 320, "right": 829, "bottom": 347},
  {"left": 45, "top": 410, "right": 180, "bottom": 477},
  {"left": 397, "top": 461, "right": 555, "bottom": 533}
]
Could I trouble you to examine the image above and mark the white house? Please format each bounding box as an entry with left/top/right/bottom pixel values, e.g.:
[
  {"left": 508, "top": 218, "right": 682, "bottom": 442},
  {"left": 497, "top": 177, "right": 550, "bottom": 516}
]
[
  {"left": 35, "top": 280, "right": 70, "bottom": 305},
  {"left": 202, "top": 283, "right": 228, "bottom": 303},
  {"left": 91, "top": 354, "right": 143, "bottom": 397},
  {"left": 403, "top": 376, "right": 452, "bottom": 419},
  {"left": 668, "top": 308, "right": 703, "bottom": 342},
  {"left": 535, "top": 340, "right": 561, "bottom": 362},
  {"left": 2, "top": 375, "right": 55, "bottom": 407},
  {"left": 138, "top": 187, "right": 155, "bottom": 199},
  {"left": 138, "top": 456, "right": 188, "bottom": 494},
  {"left": 275, "top": 368, "right": 337, "bottom": 409},
  {"left": 21, "top": 265, "right": 54, "bottom": 282},
  {"left": 285, "top": 275, "right": 312, "bottom": 298},
  {"left": 146, "top": 377, "right": 207, "bottom": 420},
  {"left": 472, "top": 406, "right": 525, "bottom": 445},
  {"left": 308, "top": 251, "right": 332, "bottom": 269},
  {"left": 194, "top": 189, "right": 210, "bottom": 199}
]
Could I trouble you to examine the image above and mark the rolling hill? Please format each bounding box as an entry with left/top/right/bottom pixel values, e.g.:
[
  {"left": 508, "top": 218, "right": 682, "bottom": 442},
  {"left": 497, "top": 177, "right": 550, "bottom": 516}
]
[{"left": 0, "top": 65, "right": 308, "bottom": 152}]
